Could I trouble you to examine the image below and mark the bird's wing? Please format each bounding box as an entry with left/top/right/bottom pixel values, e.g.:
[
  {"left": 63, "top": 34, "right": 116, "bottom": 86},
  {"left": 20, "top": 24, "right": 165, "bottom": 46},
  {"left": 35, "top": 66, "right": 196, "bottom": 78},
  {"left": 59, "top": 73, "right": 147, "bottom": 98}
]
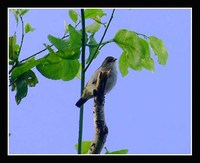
[{"left": 86, "top": 68, "right": 100, "bottom": 87}]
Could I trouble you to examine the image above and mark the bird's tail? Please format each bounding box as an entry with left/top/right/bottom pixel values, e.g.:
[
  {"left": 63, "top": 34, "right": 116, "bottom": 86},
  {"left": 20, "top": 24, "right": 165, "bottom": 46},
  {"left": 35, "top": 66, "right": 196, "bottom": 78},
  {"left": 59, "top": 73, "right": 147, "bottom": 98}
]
[{"left": 75, "top": 98, "right": 88, "bottom": 108}]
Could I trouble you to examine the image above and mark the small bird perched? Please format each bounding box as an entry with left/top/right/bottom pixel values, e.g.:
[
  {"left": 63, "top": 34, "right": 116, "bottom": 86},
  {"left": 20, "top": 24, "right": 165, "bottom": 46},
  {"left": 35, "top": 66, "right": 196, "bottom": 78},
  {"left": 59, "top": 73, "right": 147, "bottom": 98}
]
[{"left": 75, "top": 56, "right": 117, "bottom": 107}]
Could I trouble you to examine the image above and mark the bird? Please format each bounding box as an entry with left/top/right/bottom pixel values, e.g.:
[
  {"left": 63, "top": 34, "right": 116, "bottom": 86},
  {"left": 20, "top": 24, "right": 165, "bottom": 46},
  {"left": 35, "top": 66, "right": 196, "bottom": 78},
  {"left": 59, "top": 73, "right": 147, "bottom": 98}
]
[{"left": 75, "top": 56, "right": 117, "bottom": 107}]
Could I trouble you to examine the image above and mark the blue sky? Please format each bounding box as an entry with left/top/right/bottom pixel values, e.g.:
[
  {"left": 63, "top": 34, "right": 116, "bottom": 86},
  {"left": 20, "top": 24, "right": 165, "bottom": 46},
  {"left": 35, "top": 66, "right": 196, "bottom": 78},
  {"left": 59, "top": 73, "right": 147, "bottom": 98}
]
[{"left": 9, "top": 8, "right": 191, "bottom": 154}]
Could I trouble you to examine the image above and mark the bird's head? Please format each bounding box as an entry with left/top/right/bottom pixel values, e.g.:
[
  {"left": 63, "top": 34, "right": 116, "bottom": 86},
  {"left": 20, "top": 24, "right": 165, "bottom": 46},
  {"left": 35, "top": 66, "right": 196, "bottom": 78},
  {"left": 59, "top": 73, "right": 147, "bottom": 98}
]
[{"left": 101, "top": 56, "right": 117, "bottom": 69}]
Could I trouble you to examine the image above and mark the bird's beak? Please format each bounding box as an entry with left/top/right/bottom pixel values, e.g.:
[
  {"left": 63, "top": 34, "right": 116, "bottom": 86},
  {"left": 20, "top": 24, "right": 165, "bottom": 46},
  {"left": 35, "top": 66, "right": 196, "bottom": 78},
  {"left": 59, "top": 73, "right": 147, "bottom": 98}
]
[{"left": 113, "top": 58, "right": 117, "bottom": 62}]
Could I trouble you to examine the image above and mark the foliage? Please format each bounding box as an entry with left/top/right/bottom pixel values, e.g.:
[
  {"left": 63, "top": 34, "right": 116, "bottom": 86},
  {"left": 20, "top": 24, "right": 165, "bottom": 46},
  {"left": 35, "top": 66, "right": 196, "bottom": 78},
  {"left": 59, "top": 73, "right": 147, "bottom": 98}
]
[
  {"left": 9, "top": 9, "right": 168, "bottom": 154},
  {"left": 105, "top": 149, "right": 128, "bottom": 154},
  {"left": 75, "top": 141, "right": 93, "bottom": 154}
]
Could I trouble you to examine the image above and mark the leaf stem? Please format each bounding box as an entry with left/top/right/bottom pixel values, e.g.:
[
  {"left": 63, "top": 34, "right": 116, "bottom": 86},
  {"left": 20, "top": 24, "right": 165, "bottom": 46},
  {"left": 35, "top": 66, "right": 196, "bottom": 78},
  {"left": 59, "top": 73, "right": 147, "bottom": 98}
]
[
  {"left": 83, "top": 9, "right": 115, "bottom": 73},
  {"left": 78, "top": 9, "right": 86, "bottom": 154},
  {"left": 99, "top": 39, "right": 114, "bottom": 50},
  {"left": 134, "top": 32, "right": 149, "bottom": 39},
  {"left": 86, "top": 39, "right": 114, "bottom": 47}
]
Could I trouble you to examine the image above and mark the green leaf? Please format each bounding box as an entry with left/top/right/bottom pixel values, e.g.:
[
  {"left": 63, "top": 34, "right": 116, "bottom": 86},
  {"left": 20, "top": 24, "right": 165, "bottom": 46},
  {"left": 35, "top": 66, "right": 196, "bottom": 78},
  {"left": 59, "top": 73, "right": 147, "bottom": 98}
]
[
  {"left": 129, "top": 64, "right": 143, "bottom": 71},
  {"left": 138, "top": 38, "right": 154, "bottom": 72},
  {"left": 139, "top": 38, "right": 150, "bottom": 59},
  {"left": 119, "top": 52, "right": 129, "bottom": 77},
  {"left": 76, "top": 63, "right": 81, "bottom": 79},
  {"left": 19, "top": 9, "right": 29, "bottom": 16},
  {"left": 85, "top": 9, "right": 106, "bottom": 19},
  {"left": 25, "top": 23, "right": 34, "bottom": 33},
  {"left": 114, "top": 29, "right": 142, "bottom": 67},
  {"left": 86, "top": 34, "right": 99, "bottom": 64},
  {"left": 9, "top": 35, "right": 19, "bottom": 61},
  {"left": 68, "top": 25, "right": 82, "bottom": 47},
  {"left": 48, "top": 27, "right": 82, "bottom": 60},
  {"left": 15, "top": 75, "right": 28, "bottom": 105},
  {"left": 58, "top": 48, "right": 81, "bottom": 60},
  {"left": 105, "top": 149, "right": 128, "bottom": 154},
  {"left": 46, "top": 52, "right": 61, "bottom": 63},
  {"left": 11, "top": 80, "right": 16, "bottom": 91},
  {"left": 64, "top": 21, "right": 69, "bottom": 33},
  {"left": 69, "top": 10, "right": 78, "bottom": 23},
  {"left": 48, "top": 35, "right": 81, "bottom": 60},
  {"left": 14, "top": 70, "right": 38, "bottom": 105},
  {"left": 56, "top": 40, "right": 81, "bottom": 60},
  {"left": 141, "top": 58, "right": 155, "bottom": 72},
  {"left": 26, "top": 70, "right": 38, "bottom": 87},
  {"left": 45, "top": 44, "right": 55, "bottom": 54},
  {"left": 86, "top": 21, "right": 101, "bottom": 34},
  {"left": 36, "top": 57, "right": 80, "bottom": 81},
  {"left": 75, "top": 141, "right": 92, "bottom": 154},
  {"left": 149, "top": 36, "right": 168, "bottom": 65},
  {"left": 11, "top": 57, "right": 43, "bottom": 80},
  {"left": 10, "top": 9, "right": 19, "bottom": 25},
  {"left": 48, "top": 35, "right": 68, "bottom": 52}
]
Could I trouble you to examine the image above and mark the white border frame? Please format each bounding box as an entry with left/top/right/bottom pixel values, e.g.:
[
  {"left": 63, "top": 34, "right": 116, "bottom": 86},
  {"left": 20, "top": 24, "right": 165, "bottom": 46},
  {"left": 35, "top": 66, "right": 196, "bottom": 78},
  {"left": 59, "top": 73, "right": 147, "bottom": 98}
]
[{"left": 8, "top": 7, "right": 192, "bottom": 156}]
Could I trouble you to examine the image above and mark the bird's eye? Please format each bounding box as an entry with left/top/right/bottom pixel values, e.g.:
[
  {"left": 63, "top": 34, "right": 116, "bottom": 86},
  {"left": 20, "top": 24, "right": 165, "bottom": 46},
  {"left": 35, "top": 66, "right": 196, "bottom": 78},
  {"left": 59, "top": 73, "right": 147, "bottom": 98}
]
[{"left": 107, "top": 59, "right": 112, "bottom": 63}]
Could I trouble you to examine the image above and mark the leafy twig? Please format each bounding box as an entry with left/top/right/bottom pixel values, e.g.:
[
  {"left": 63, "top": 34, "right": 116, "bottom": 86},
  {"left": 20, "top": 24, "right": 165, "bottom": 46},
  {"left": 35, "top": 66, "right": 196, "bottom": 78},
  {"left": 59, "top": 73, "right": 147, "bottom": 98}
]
[
  {"left": 84, "top": 9, "right": 115, "bottom": 73},
  {"left": 20, "top": 34, "right": 69, "bottom": 63}
]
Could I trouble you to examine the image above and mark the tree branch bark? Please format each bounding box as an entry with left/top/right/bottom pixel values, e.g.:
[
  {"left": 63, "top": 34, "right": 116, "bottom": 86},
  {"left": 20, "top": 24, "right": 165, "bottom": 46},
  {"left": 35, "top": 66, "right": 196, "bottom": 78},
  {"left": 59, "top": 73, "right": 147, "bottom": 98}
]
[{"left": 88, "top": 70, "right": 110, "bottom": 154}]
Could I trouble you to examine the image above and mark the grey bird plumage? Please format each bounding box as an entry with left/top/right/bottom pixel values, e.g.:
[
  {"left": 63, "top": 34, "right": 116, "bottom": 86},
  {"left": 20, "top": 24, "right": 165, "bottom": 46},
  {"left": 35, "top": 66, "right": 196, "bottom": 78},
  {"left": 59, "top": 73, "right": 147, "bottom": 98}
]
[{"left": 75, "top": 56, "right": 117, "bottom": 107}]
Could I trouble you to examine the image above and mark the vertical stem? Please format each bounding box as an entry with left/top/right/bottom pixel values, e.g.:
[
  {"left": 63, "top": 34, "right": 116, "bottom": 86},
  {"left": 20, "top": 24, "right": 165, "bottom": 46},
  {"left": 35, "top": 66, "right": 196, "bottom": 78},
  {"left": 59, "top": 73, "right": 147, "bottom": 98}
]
[{"left": 78, "top": 9, "right": 86, "bottom": 154}]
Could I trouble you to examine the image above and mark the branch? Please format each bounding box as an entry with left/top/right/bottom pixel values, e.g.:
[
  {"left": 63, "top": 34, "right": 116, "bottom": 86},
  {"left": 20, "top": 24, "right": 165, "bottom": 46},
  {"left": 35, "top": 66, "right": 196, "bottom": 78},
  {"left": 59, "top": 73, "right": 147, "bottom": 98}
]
[
  {"left": 78, "top": 9, "right": 86, "bottom": 154},
  {"left": 88, "top": 70, "right": 110, "bottom": 154},
  {"left": 9, "top": 15, "right": 25, "bottom": 74},
  {"left": 18, "top": 15, "right": 25, "bottom": 60},
  {"left": 84, "top": 9, "right": 115, "bottom": 73}
]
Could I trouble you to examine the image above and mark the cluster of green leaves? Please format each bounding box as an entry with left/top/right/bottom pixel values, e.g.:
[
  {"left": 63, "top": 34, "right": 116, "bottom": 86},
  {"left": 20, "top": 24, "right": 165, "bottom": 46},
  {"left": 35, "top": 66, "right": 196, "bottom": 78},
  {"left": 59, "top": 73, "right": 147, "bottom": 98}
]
[
  {"left": 9, "top": 9, "right": 107, "bottom": 105},
  {"left": 75, "top": 141, "right": 128, "bottom": 154},
  {"left": 9, "top": 9, "right": 36, "bottom": 104},
  {"left": 114, "top": 30, "right": 168, "bottom": 76}
]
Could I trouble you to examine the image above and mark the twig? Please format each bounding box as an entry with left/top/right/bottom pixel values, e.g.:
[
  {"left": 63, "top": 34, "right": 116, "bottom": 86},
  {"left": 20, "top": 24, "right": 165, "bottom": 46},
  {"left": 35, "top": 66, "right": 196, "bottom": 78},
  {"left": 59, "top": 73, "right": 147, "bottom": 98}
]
[
  {"left": 9, "top": 79, "right": 17, "bottom": 87},
  {"left": 99, "top": 39, "right": 114, "bottom": 51},
  {"left": 92, "top": 18, "right": 107, "bottom": 28},
  {"left": 17, "top": 15, "right": 25, "bottom": 57},
  {"left": 9, "top": 15, "right": 24, "bottom": 75},
  {"left": 84, "top": 9, "right": 115, "bottom": 73},
  {"left": 75, "top": 20, "right": 81, "bottom": 28},
  {"left": 88, "top": 71, "right": 109, "bottom": 154}
]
